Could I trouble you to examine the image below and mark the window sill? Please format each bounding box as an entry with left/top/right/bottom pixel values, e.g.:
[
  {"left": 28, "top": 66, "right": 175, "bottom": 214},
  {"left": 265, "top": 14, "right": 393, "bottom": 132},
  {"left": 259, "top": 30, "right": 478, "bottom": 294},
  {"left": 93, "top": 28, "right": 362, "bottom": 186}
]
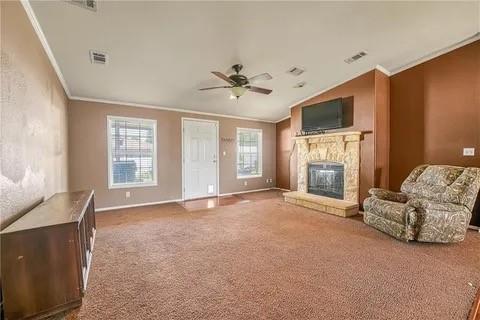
[
  {"left": 108, "top": 182, "right": 158, "bottom": 190},
  {"left": 237, "top": 174, "right": 262, "bottom": 179}
]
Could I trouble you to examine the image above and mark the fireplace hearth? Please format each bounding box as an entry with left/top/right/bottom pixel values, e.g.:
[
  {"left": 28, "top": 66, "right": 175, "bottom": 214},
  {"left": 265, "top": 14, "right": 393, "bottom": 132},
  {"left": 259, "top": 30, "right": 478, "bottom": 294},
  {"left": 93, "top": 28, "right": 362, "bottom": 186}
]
[{"left": 308, "top": 162, "right": 344, "bottom": 199}]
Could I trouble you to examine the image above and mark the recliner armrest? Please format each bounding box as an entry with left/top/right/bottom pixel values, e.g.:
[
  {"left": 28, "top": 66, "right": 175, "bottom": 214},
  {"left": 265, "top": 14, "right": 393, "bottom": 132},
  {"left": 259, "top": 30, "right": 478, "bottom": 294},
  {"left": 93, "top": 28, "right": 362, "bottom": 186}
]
[
  {"left": 368, "top": 188, "right": 408, "bottom": 203},
  {"left": 407, "top": 198, "right": 468, "bottom": 212},
  {"left": 407, "top": 198, "right": 471, "bottom": 243}
]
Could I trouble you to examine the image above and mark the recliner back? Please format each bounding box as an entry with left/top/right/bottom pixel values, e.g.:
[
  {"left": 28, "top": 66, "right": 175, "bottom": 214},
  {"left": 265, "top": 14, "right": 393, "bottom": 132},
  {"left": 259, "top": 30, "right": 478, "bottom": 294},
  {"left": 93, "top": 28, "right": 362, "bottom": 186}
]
[{"left": 400, "top": 165, "right": 480, "bottom": 211}]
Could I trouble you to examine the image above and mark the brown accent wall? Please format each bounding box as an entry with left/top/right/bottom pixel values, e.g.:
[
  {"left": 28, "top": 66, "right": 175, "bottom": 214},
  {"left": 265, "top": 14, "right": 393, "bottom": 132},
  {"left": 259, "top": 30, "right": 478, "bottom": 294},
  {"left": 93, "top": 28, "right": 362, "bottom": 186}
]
[
  {"left": 374, "top": 70, "right": 390, "bottom": 189},
  {"left": 276, "top": 118, "right": 291, "bottom": 190},
  {"left": 0, "top": 1, "right": 69, "bottom": 228},
  {"left": 68, "top": 100, "right": 276, "bottom": 209},
  {"left": 390, "top": 40, "right": 480, "bottom": 190},
  {"left": 290, "top": 71, "right": 377, "bottom": 202}
]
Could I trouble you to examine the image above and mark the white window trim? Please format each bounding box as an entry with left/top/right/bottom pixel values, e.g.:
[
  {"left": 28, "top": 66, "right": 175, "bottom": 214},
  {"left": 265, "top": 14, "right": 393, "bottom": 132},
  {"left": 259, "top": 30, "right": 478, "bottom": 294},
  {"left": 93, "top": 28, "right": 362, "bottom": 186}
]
[
  {"left": 107, "top": 115, "right": 158, "bottom": 189},
  {"left": 236, "top": 127, "right": 263, "bottom": 179}
]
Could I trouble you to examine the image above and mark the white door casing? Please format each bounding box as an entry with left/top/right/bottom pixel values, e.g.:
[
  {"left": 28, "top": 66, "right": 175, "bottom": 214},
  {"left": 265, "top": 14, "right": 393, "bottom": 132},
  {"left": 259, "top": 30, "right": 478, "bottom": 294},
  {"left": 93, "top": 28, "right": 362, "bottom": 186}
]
[{"left": 182, "top": 118, "right": 219, "bottom": 200}]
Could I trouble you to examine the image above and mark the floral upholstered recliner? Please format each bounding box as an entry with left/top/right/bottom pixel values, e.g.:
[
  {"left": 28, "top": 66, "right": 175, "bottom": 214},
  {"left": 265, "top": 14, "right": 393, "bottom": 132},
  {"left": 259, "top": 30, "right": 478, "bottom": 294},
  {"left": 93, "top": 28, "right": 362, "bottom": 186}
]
[{"left": 363, "top": 165, "right": 480, "bottom": 243}]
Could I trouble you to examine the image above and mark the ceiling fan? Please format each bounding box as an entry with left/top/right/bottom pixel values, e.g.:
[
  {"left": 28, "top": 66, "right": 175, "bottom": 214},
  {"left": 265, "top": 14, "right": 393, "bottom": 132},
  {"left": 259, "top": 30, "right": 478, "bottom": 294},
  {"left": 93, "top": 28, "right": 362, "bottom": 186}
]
[{"left": 199, "top": 64, "right": 272, "bottom": 99}]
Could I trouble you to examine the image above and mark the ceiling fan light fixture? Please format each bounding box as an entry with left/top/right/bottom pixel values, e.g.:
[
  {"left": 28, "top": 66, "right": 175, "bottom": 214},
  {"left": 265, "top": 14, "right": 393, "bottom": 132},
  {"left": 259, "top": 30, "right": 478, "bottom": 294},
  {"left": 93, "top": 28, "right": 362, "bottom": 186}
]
[{"left": 231, "top": 86, "right": 247, "bottom": 98}]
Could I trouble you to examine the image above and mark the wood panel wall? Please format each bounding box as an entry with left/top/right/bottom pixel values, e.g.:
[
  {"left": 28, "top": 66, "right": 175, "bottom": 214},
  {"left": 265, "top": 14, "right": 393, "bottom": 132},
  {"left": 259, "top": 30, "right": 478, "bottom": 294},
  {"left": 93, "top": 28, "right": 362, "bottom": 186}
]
[
  {"left": 389, "top": 40, "right": 480, "bottom": 190},
  {"left": 276, "top": 40, "right": 478, "bottom": 212},
  {"left": 374, "top": 70, "right": 390, "bottom": 189},
  {"left": 277, "top": 70, "right": 389, "bottom": 202},
  {"left": 276, "top": 118, "right": 291, "bottom": 190}
]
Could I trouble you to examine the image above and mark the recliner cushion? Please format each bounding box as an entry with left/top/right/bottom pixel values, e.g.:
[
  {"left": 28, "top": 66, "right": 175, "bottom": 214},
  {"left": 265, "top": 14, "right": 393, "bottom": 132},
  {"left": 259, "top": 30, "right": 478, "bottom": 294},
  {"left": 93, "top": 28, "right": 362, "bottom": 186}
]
[{"left": 416, "top": 165, "right": 464, "bottom": 187}]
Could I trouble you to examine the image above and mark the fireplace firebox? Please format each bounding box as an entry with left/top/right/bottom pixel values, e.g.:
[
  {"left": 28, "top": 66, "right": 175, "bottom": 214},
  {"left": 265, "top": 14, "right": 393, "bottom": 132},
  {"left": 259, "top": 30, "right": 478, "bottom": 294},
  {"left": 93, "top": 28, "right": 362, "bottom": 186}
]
[{"left": 308, "top": 162, "right": 344, "bottom": 200}]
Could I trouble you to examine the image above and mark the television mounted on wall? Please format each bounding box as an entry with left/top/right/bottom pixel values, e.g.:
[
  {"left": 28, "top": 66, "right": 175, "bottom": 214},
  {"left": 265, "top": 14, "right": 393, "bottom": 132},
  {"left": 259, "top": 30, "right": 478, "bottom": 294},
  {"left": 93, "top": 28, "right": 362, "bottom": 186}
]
[{"left": 301, "top": 98, "right": 344, "bottom": 132}]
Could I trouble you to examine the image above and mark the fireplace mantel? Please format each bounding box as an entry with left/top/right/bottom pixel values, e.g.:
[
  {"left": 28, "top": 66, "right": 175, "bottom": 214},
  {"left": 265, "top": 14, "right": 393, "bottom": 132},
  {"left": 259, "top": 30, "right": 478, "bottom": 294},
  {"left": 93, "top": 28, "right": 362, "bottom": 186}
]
[
  {"left": 292, "top": 131, "right": 362, "bottom": 141},
  {"left": 295, "top": 131, "right": 361, "bottom": 203}
]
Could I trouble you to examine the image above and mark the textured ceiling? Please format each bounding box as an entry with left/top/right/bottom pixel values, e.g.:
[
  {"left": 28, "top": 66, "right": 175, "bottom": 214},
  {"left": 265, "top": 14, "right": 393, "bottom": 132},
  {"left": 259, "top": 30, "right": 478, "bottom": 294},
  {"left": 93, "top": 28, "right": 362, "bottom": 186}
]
[{"left": 29, "top": 1, "right": 480, "bottom": 121}]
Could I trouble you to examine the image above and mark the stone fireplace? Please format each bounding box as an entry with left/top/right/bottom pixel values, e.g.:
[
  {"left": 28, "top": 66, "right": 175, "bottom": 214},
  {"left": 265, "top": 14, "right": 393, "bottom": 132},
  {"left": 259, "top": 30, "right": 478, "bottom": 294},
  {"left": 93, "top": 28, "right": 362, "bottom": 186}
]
[
  {"left": 284, "top": 131, "right": 361, "bottom": 217},
  {"left": 296, "top": 131, "right": 361, "bottom": 203},
  {"left": 308, "top": 161, "right": 344, "bottom": 199}
]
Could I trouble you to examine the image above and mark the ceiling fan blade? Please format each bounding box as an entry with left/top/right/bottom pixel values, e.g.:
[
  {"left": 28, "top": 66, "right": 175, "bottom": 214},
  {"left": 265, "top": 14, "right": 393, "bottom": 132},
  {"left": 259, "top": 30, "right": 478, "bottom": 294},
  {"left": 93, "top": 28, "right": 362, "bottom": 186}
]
[
  {"left": 198, "top": 86, "right": 231, "bottom": 91},
  {"left": 247, "top": 86, "right": 272, "bottom": 95},
  {"left": 212, "top": 71, "right": 235, "bottom": 85},
  {"left": 248, "top": 73, "right": 273, "bottom": 83}
]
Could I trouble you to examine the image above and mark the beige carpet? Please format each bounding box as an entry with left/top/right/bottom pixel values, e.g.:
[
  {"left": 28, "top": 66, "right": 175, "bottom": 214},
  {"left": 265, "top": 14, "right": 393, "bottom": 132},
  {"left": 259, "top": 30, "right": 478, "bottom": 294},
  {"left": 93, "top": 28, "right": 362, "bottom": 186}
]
[{"left": 66, "top": 193, "right": 480, "bottom": 320}]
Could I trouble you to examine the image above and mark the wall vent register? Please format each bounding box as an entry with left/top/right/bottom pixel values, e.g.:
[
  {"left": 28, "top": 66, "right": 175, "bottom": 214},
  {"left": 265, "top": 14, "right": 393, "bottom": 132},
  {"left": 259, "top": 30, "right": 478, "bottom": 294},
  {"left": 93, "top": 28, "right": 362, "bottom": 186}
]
[
  {"left": 287, "top": 67, "right": 305, "bottom": 76},
  {"left": 68, "top": 0, "right": 97, "bottom": 11},
  {"left": 344, "top": 51, "right": 368, "bottom": 64},
  {"left": 89, "top": 50, "right": 108, "bottom": 65}
]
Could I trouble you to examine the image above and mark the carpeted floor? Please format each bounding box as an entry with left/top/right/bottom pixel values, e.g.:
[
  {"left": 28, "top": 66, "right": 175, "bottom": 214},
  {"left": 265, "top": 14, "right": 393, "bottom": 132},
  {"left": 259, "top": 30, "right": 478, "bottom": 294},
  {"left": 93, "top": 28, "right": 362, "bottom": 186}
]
[{"left": 64, "top": 191, "right": 480, "bottom": 320}]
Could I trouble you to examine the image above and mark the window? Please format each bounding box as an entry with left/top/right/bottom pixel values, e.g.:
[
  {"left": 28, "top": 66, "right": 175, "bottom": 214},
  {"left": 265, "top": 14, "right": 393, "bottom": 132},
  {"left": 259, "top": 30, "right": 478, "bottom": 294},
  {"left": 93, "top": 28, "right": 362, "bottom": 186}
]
[
  {"left": 107, "top": 116, "right": 157, "bottom": 188},
  {"left": 236, "top": 128, "right": 262, "bottom": 178}
]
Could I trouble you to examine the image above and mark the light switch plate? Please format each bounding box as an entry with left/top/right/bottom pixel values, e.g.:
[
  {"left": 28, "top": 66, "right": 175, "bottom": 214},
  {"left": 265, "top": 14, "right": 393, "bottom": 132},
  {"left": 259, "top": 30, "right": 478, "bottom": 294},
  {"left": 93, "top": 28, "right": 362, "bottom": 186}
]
[
  {"left": 463, "top": 148, "right": 475, "bottom": 156},
  {"left": 244, "top": 181, "right": 248, "bottom": 186},
  {"left": 125, "top": 191, "right": 131, "bottom": 198}
]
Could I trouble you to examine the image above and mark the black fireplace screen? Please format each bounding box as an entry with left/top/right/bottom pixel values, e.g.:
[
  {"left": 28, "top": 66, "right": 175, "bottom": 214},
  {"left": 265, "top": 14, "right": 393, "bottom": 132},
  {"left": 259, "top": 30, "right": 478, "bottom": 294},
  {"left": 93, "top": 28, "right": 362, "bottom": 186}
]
[{"left": 308, "top": 162, "right": 344, "bottom": 200}]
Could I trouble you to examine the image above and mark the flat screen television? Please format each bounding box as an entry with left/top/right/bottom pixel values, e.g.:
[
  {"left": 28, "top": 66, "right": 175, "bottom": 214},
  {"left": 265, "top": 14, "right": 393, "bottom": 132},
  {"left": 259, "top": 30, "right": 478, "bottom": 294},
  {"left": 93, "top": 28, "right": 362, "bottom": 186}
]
[{"left": 302, "top": 98, "right": 344, "bottom": 132}]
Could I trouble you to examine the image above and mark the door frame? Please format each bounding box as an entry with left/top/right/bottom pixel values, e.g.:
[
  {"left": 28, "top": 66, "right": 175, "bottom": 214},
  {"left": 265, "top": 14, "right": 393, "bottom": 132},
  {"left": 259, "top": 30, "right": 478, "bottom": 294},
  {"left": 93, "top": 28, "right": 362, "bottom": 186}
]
[{"left": 181, "top": 117, "right": 220, "bottom": 201}]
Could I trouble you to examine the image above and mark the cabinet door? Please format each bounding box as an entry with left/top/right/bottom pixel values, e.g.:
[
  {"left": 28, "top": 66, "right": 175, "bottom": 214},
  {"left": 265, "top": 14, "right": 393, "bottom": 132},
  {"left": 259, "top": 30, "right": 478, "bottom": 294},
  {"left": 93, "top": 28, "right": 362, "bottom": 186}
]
[{"left": 2, "top": 226, "right": 82, "bottom": 319}]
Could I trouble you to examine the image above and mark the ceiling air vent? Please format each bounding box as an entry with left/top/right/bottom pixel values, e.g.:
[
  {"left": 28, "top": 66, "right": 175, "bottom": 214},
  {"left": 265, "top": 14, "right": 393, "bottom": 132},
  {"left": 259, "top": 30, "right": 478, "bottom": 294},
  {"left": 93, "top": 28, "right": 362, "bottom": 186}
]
[
  {"left": 344, "top": 51, "right": 368, "bottom": 64},
  {"left": 287, "top": 67, "right": 305, "bottom": 76},
  {"left": 89, "top": 50, "right": 108, "bottom": 65},
  {"left": 67, "top": 0, "right": 97, "bottom": 12}
]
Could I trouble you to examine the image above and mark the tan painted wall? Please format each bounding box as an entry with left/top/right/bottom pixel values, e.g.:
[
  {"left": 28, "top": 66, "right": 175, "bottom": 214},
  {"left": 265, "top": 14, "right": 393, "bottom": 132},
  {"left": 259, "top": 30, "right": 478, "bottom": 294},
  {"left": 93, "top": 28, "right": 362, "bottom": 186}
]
[
  {"left": 0, "top": 1, "right": 69, "bottom": 228},
  {"left": 68, "top": 100, "right": 276, "bottom": 209}
]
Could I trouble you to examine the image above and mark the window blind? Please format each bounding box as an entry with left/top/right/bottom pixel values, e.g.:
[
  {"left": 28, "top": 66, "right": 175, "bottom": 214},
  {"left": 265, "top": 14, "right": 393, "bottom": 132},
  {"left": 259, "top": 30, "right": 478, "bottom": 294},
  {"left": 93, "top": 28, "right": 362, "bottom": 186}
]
[
  {"left": 237, "top": 128, "right": 262, "bottom": 178},
  {"left": 108, "top": 117, "right": 157, "bottom": 188}
]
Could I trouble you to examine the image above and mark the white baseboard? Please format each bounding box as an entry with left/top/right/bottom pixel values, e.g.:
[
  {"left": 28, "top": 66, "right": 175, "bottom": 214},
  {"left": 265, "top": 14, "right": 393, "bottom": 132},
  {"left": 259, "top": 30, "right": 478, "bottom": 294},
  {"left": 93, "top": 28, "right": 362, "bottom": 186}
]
[
  {"left": 95, "top": 198, "right": 182, "bottom": 212},
  {"left": 96, "top": 187, "right": 281, "bottom": 212},
  {"left": 272, "top": 187, "right": 291, "bottom": 192},
  {"left": 219, "top": 187, "right": 273, "bottom": 197},
  {"left": 468, "top": 225, "right": 480, "bottom": 231}
]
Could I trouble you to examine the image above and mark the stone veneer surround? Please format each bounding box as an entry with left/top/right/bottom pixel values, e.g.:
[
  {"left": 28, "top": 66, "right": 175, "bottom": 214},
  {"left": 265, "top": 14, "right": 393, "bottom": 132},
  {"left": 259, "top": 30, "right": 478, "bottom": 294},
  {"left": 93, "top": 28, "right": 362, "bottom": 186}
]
[{"left": 294, "top": 131, "right": 361, "bottom": 203}]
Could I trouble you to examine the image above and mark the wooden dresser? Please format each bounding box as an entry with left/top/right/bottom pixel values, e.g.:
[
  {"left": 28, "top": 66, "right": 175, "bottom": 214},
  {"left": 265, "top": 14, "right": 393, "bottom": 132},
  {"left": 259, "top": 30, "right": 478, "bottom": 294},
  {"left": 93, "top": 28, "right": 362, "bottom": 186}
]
[{"left": 0, "top": 190, "right": 96, "bottom": 320}]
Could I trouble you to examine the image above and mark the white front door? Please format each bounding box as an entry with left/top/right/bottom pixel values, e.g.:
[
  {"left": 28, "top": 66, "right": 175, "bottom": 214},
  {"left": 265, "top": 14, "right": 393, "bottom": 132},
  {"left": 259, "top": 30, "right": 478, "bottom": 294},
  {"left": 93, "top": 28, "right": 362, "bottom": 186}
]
[{"left": 183, "top": 119, "right": 218, "bottom": 200}]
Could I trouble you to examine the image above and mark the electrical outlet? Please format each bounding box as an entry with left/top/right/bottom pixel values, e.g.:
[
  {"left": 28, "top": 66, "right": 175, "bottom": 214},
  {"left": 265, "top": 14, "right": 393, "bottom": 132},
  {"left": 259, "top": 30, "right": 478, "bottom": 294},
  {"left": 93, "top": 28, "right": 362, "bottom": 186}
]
[
  {"left": 463, "top": 148, "right": 475, "bottom": 156},
  {"left": 223, "top": 151, "right": 226, "bottom": 156},
  {"left": 266, "top": 178, "right": 269, "bottom": 183},
  {"left": 125, "top": 191, "right": 130, "bottom": 198},
  {"left": 244, "top": 181, "right": 248, "bottom": 186}
]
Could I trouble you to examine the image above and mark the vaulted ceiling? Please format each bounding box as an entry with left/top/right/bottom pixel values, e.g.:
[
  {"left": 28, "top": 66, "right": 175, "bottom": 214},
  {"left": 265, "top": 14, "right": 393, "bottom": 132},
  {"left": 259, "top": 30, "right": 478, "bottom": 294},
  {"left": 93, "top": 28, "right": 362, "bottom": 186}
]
[{"left": 29, "top": 1, "right": 480, "bottom": 122}]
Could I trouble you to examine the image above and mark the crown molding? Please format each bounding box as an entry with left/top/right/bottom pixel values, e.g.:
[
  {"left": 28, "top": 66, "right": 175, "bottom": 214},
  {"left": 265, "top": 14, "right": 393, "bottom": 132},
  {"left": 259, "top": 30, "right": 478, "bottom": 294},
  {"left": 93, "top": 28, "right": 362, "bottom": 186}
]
[
  {"left": 389, "top": 32, "right": 480, "bottom": 76},
  {"left": 70, "top": 96, "right": 276, "bottom": 123},
  {"left": 283, "top": 33, "right": 479, "bottom": 118},
  {"left": 275, "top": 115, "right": 291, "bottom": 123},
  {"left": 20, "top": 0, "right": 71, "bottom": 98},
  {"left": 21, "top": 0, "right": 275, "bottom": 124},
  {"left": 22, "top": 0, "right": 478, "bottom": 125},
  {"left": 375, "top": 65, "right": 391, "bottom": 76},
  {"left": 286, "top": 67, "right": 375, "bottom": 110}
]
